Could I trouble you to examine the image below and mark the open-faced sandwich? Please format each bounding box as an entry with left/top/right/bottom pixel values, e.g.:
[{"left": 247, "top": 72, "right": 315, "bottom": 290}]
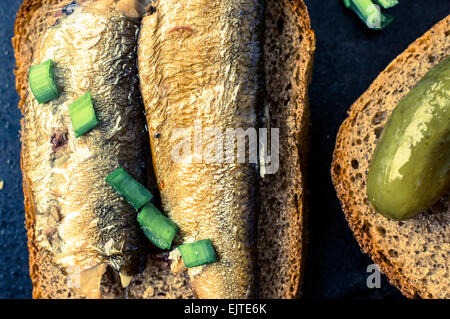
[
  {"left": 13, "top": 0, "right": 315, "bottom": 298},
  {"left": 332, "top": 16, "right": 449, "bottom": 299}
]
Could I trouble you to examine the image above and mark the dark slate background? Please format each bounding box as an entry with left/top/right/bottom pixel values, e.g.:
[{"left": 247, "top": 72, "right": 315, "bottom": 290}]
[{"left": 0, "top": 0, "right": 448, "bottom": 299}]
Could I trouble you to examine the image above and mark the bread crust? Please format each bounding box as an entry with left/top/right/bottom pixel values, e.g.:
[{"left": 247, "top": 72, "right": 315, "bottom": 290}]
[
  {"left": 257, "top": 0, "right": 315, "bottom": 298},
  {"left": 13, "top": 0, "right": 315, "bottom": 298},
  {"left": 332, "top": 16, "right": 450, "bottom": 299},
  {"left": 13, "top": 0, "right": 53, "bottom": 299}
]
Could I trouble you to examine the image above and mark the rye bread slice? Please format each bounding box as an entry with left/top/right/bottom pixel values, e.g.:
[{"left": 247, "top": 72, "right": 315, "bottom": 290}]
[
  {"left": 258, "top": 0, "right": 315, "bottom": 298},
  {"left": 331, "top": 16, "right": 449, "bottom": 299},
  {"left": 13, "top": 0, "right": 315, "bottom": 298}
]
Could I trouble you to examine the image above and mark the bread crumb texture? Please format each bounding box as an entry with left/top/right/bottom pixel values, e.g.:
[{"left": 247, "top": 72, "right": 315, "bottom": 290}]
[
  {"left": 257, "top": 0, "right": 315, "bottom": 299},
  {"left": 332, "top": 16, "right": 449, "bottom": 299}
]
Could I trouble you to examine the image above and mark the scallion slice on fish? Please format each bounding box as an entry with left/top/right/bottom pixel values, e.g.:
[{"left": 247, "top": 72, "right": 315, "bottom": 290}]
[
  {"left": 137, "top": 202, "right": 178, "bottom": 250},
  {"left": 68, "top": 91, "right": 99, "bottom": 138},
  {"left": 178, "top": 239, "right": 217, "bottom": 268},
  {"left": 28, "top": 59, "right": 59, "bottom": 104},
  {"left": 106, "top": 167, "right": 153, "bottom": 210}
]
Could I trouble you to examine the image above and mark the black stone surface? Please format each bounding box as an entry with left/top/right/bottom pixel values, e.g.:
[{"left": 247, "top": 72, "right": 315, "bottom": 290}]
[{"left": 0, "top": 0, "right": 448, "bottom": 299}]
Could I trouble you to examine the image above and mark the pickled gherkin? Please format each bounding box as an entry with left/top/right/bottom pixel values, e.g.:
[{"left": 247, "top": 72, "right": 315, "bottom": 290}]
[{"left": 367, "top": 57, "right": 450, "bottom": 220}]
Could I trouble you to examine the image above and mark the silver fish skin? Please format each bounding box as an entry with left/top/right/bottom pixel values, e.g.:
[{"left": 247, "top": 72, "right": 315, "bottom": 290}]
[
  {"left": 138, "top": 0, "right": 264, "bottom": 298},
  {"left": 22, "top": 0, "right": 148, "bottom": 296}
]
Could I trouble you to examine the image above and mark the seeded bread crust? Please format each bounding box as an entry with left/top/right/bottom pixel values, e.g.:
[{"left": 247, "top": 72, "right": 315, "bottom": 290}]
[
  {"left": 13, "top": 0, "right": 315, "bottom": 298},
  {"left": 331, "top": 16, "right": 449, "bottom": 299}
]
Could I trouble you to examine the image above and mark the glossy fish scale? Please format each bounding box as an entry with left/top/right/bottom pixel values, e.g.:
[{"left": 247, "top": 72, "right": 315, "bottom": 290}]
[
  {"left": 22, "top": 3, "right": 147, "bottom": 281},
  {"left": 138, "top": 0, "right": 263, "bottom": 298}
]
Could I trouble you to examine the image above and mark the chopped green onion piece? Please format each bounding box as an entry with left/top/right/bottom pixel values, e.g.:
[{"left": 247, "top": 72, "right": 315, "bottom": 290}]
[
  {"left": 178, "top": 239, "right": 217, "bottom": 268},
  {"left": 68, "top": 91, "right": 99, "bottom": 138},
  {"left": 29, "top": 59, "right": 59, "bottom": 104},
  {"left": 373, "top": 0, "right": 398, "bottom": 9},
  {"left": 342, "top": 0, "right": 352, "bottom": 8},
  {"left": 137, "top": 202, "right": 178, "bottom": 250},
  {"left": 106, "top": 167, "right": 153, "bottom": 210},
  {"left": 350, "top": 0, "right": 394, "bottom": 30}
]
